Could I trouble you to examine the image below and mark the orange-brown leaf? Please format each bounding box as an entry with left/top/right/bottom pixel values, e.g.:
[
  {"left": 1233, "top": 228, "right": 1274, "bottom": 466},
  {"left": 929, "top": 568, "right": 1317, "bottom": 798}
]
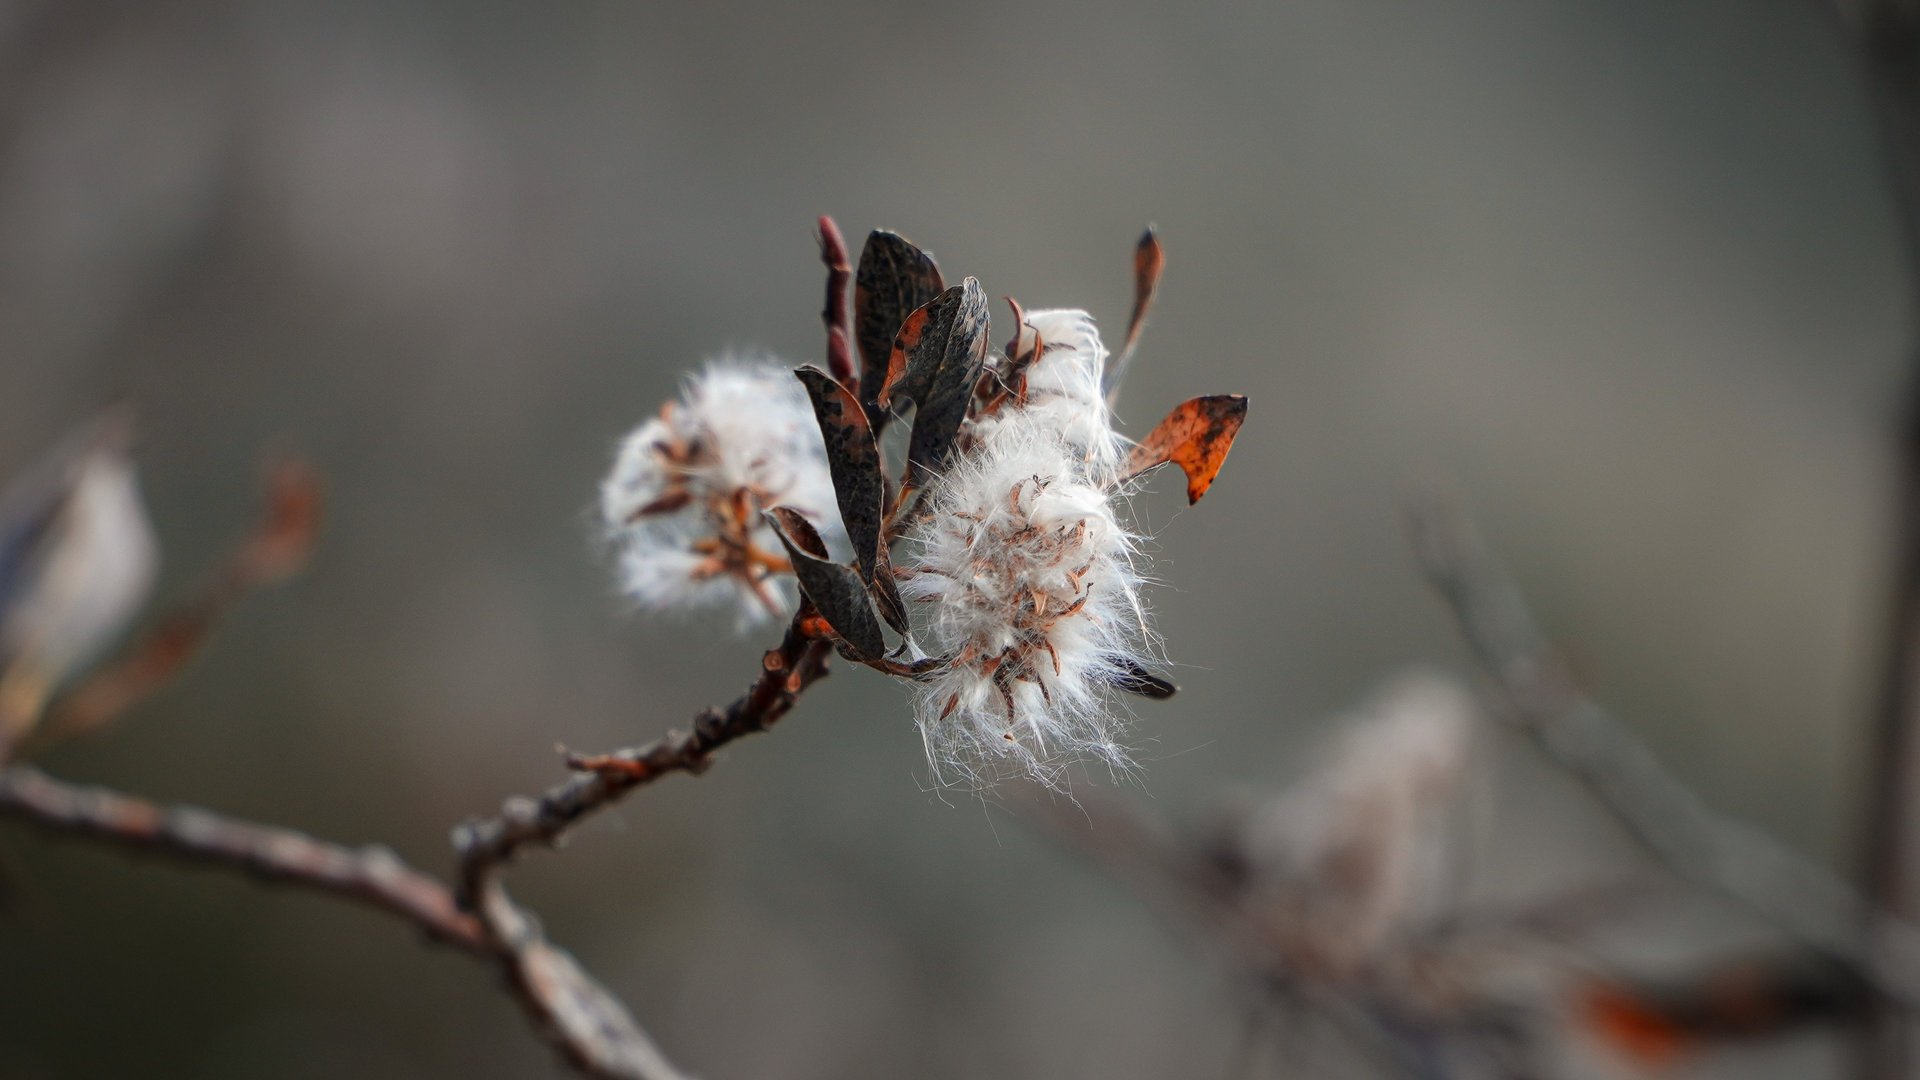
[
  {"left": 1124, "top": 395, "right": 1247, "bottom": 504},
  {"left": 876, "top": 305, "right": 932, "bottom": 411}
]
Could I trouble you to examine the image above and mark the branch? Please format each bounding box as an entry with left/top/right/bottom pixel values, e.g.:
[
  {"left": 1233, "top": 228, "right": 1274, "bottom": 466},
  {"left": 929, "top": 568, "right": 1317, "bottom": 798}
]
[
  {"left": 473, "top": 876, "right": 692, "bottom": 1080},
  {"left": 0, "top": 763, "right": 486, "bottom": 952},
  {"left": 1, "top": 612, "right": 832, "bottom": 1080},
  {"left": 445, "top": 612, "right": 831, "bottom": 1079},
  {"left": 1408, "top": 494, "right": 1920, "bottom": 1007},
  {"left": 453, "top": 614, "right": 830, "bottom": 888},
  {"left": 1820, "top": 2, "right": 1920, "bottom": 1074}
]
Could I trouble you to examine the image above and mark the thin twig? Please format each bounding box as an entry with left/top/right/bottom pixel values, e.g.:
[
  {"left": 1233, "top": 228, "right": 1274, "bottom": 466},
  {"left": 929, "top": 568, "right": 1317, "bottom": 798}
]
[
  {"left": 444, "top": 613, "right": 831, "bottom": 1078},
  {"left": 1822, "top": 1, "right": 1920, "bottom": 1073},
  {"left": 0, "top": 613, "right": 832, "bottom": 1080},
  {"left": 1408, "top": 494, "right": 1920, "bottom": 1007},
  {"left": 816, "top": 216, "right": 856, "bottom": 387},
  {"left": 0, "top": 763, "right": 486, "bottom": 952},
  {"left": 453, "top": 614, "right": 830, "bottom": 889}
]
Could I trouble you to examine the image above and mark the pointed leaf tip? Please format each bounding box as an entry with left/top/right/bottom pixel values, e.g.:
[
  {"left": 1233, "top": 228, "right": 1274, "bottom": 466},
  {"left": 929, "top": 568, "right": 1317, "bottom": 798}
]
[
  {"left": 1110, "top": 658, "right": 1178, "bottom": 700},
  {"left": 903, "top": 278, "right": 990, "bottom": 484},
  {"left": 1124, "top": 394, "right": 1248, "bottom": 504}
]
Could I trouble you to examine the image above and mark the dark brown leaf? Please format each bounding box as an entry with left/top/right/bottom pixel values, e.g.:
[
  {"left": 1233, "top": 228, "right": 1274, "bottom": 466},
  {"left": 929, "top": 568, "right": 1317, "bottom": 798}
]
[
  {"left": 764, "top": 509, "right": 884, "bottom": 659},
  {"left": 795, "top": 367, "right": 880, "bottom": 566},
  {"left": 1108, "top": 658, "right": 1178, "bottom": 700},
  {"left": 1124, "top": 394, "right": 1248, "bottom": 504},
  {"left": 855, "top": 230, "right": 944, "bottom": 425},
  {"left": 764, "top": 506, "right": 829, "bottom": 560},
  {"left": 904, "top": 278, "right": 990, "bottom": 484}
]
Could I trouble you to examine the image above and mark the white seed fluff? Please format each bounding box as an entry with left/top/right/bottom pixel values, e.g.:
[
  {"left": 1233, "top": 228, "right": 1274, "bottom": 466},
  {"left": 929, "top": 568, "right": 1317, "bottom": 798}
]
[
  {"left": 1234, "top": 671, "right": 1477, "bottom": 976},
  {"left": 600, "top": 361, "right": 841, "bottom": 627},
  {"left": 900, "top": 389, "right": 1151, "bottom": 787},
  {"left": 977, "top": 308, "right": 1128, "bottom": 482}
]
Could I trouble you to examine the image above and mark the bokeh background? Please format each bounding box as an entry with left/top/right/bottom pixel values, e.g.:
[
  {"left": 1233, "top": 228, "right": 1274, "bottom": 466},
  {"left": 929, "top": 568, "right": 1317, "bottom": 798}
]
[{"left": 0, "top": 1, "right": 1906, "bottom": 1076}]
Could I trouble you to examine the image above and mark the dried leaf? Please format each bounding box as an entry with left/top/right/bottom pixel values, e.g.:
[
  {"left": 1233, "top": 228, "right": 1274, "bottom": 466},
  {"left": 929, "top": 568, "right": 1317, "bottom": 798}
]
[
  {"left": 1124, "top": 394, "right": 1248, "bottom": 504},
  {"left": 1109, "top": 658, "right": 1177, "bottom": 700},
  {"left": 764, "top": 509, "right": 884, "bottom": 659},
  {"left": 1103, "top": 227, "right": 1165, "bottom": 407},
  {"left": 876, "top": 305, "right": 931, "bottom": 411},
  {"left": 855, "top": 230, "right": 944, "bottom": 425},
  {"left": 903, "top": 278, "right": 990, "bottom": 483},
  {"left": 624, "top": 489, "right": 693, "bottom": 521},
  {"left": 795, "top": 367, "right": 882, "bottom": 570},
  {"left": 764, "top": 506, "right": 829, "bottom": 560}
]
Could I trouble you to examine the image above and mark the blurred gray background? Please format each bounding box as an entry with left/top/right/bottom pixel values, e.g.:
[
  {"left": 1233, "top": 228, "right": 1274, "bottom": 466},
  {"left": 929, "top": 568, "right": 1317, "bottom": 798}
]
[{"left": 0, "top": 0, "right": 1904, "bottom": 1076}]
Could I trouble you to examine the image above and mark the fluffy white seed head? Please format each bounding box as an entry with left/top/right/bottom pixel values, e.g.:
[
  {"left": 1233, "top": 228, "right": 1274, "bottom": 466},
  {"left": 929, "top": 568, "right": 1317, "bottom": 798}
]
[
  {"left": 601, "top": 361, "right": 841, "bottom": 627},
  {"left": 976, "top": 308, "right": 1127, "bottom": 482},
  {"left": 900, "top": 401, "right": 1152, "bottom": 787},
  {"left": 1232, "top": 671, "right": 1478, "bottom": 978}
]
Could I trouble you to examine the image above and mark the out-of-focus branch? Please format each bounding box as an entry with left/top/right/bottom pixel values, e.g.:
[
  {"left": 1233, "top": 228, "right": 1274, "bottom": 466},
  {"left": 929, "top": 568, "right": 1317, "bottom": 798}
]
[
  {"left": 473, "top": 876, "right": 691, "bottom": 1080},
  {"left": 453, "top": 614, "right": 830, "bottom": 889},
  {"left": 0, "top": 762, "right": 690, "bottom": 1080},
  {"left": 1408, "top": 495, "right": 1920, "bottom": 1007},
  {"left": 1822, "top": 1, "right": 1920, "bottom": 1074},
  {"left": 33, "top": 460, "right": 322, "bottom": 748},
  {"left": 0, "top": 763, "right": 486, "bottom": 952},
  {"left": 3, "top": 518, "right": 827, "bottom": 1079}
]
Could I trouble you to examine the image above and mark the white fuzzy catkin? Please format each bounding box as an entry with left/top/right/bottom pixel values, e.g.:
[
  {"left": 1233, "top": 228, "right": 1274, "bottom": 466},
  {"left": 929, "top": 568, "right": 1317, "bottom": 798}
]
[
  {"left": 976, "top": 308, "right": 1127, "bottom": 481},
  {"left": 1234, "top": 671, "right": 1477, "bottom": 977},
  {"left": 900, "top": 311, "right": 1152, "bottom": 785},
  {"left": 0, "top": 416, "right": 159, "bottom": 739},
  {"left": 600, "top": 361, "right": 841, "bottom": 627}
]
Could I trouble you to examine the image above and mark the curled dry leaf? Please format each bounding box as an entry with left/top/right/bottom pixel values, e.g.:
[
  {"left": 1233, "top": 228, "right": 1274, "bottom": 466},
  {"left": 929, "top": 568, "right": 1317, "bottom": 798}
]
[
  {"left": 855, "top": 230, "right": 944, "bottom": 427},
  {"left": 902, "top": 279, "right": 991, "bottom": 484},
  {"left": 763, "top": 508, "right": 884, "bottom": 660},
  {"left": 1124, "top": 394, "right": 1248, "bottom": 504}
]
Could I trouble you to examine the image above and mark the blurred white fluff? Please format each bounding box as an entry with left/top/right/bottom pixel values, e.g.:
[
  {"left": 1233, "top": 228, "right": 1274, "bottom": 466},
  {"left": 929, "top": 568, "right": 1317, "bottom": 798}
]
[
  {"left": 976, "top": 308, "right": 1127, "bottom": 481},
  {"left": 600, "top": 361, "right": 841, "bottom": 627},
  {"left": 899, "top": 400, "right": 1151, "bottom": 786},
  {"left": 1231, "top": 671, "right": 1478, "bottom": 978},
  {"left": 0, "top": 411, "right": 159, "bottom": 742}
]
